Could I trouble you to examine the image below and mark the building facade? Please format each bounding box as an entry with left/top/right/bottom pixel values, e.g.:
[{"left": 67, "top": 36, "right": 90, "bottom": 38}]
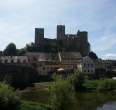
[
  {"left": 81, "top": 56, "right": 95, "bottom": 74},
  {"left": 0, "top": 56, "right": 29, "bottom": 64},
  {"left": 26, "top": 52, "right": 82, "bottom": 75}
]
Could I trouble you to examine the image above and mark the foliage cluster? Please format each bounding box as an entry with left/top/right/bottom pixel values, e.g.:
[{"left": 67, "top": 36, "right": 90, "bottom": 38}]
[
  {"left": 3, "top": 43, "right": 26, "bottom": 56},
  {"left": 83, "top": 79, "right": 116, "bottom": 91},
  {"left": 0, "top": 82, "right": 50, "bottom": 110},
  {"left": 0, "top": 64, "right": 39, "bottom": 89},
  {"left": 89, "top": 51, "right": 98, "bottom": 60},
  {"left": 20, "top": 101, "right": 50, "bottom": 110},
  {"left": 0, "top": 82, "right": 21, "bottom": 110},
  {"left": 68, "top": 71, "right": 85, "bottom": 91},
  {"left": 49, "top": 76, "right": 76, "bottom": 110}
]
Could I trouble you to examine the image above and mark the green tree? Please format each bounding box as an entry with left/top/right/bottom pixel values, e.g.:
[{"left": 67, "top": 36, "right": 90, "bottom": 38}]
[
  {"left": 17, "top": 48, "right": 26, "bottom": 56},
  {"left": 0, "top": 82, "right": 21, "bottom": 110},
  {"left": 69, "top": 71, "right": 85, "bottom": 92},
  {"left": 4, "top": 43, "right": 17, "bottom": 56},
  {"left": 49, "top": 78, "right": 76, "bottom": 110},
  {"left": 89, "top": 51, "right": 98, "bottom": 60}
]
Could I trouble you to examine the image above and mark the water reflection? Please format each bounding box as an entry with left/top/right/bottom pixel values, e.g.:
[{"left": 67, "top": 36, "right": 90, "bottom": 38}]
[
  {"left": 75, "top": 92, "right": 116, "bottom": 110},
  {"left": 97, "top": 101, "right": 116, "bottom": 110}
]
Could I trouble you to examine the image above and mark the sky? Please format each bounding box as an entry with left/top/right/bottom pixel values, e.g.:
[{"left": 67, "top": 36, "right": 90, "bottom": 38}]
[{"left": 0, "top": 0, "right": 116, "bottom": 60}]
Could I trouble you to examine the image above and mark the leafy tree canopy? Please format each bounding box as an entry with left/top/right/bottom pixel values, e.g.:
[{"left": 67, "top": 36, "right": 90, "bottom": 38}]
[
  {"left": 4, "top": 43, "right": 17, "bottom": 56},
  {"left": 89, "top": 51, "right": 98, "bottom": 60}
]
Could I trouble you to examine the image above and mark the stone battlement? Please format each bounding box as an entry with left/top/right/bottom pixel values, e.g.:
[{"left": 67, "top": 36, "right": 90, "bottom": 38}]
[{"left": 33, "top": 25, "right": 90, "bottom": 56}]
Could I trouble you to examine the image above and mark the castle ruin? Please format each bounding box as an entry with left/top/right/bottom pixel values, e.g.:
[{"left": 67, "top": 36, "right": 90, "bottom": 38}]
[{"left": 34, "top": 25, "right": 90, "bottom": 57}]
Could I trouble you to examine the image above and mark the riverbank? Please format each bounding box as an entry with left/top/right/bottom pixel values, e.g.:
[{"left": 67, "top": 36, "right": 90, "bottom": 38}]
[
  {"left": 83, "top": 78, "right": 116, "bottom": 92},
  {"left": 20, "top": 77, "right": 116, "bottom": 103},
  {"left": 20, "top": 101, "right": 50, "bottom": 110},
  {"left": 20, "top": 83, "right": 116, "bottom": 110},
  {"left": 7, "top": 73, "right": 116, "bottom": 110}
]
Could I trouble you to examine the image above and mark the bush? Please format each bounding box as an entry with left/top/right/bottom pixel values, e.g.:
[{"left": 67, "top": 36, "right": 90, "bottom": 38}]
[
  {"left": 0, "top": 82, "right": 21, "bottom": 110},
  {"left": 83, "top": 80, "right": 98, "bottom": 91},
  {"left": 97, "top": 79, "right": 116, "bottom": 91},
  {"left": 49, "top": 78, "right": 75, "bottom": 110},
  {"left": 20, "top": 101, "right": 51, "bottom": 110},
  {"left": 83, "top": 79, "right": 116, "bottom": 92},
  {"left": 69, "top": 71, "right": 85, "bottom": 91}
]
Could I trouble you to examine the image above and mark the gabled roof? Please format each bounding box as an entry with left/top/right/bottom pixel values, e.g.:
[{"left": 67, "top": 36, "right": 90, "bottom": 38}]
[
  {"left": 60, "top": 52, "right": 82, "bottom": 60},
  {"left": 26, "top": 52, "right": 59, "bottom": 61}
]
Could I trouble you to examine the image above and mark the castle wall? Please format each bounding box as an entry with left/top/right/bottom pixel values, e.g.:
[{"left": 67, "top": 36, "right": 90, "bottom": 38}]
[{"left": 34, "top": 25, "right": 90, "bottom": 56}]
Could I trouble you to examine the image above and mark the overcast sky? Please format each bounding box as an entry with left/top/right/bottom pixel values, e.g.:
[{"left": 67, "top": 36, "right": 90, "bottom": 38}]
[{"left": 0, "top": 0, "right": 116, "bottom": 59}]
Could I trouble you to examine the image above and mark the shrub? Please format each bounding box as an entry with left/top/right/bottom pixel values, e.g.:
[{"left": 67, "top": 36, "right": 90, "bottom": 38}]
[
  {"left": 97, "top": 79, "right": 116, "bottom": 91},
  {"left": 69, "top": 71, "right": 85, "bottom": 91},
  {"left": 0, "top": 82, "right": 21, "bottom": 110},
  {"left": 20, "top": 101, "right": 51, "bottom": 110},
  {"left": 49, "top": 78, "right": 75, "bottom": 110},
  {"left": 83, "top": 79, "right": 116, "bottom": 92},
  {"left": 83, "top": 80, "right": 98, "bottom": 91}
]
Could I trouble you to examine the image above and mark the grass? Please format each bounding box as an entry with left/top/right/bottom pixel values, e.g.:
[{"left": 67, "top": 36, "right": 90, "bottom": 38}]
[
  {"left": 83, "top": 78, "right": 116, "bottom": 91},
  {"left": 20, "top": 82, "right": 51, "bottom": 104},
  {"left": 20, "top": 101, "right": 51, "bottom": 110}
]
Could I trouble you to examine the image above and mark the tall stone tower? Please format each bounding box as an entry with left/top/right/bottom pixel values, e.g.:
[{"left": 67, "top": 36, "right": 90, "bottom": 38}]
[
  {"left": 78, "top": 31, "right": 88, "bottom": 42},
  {"left": 35, "top": 28, "right": 44, "bottom": 46},
  {"left": 78, "top": 31, "right": 90, "bottom": 56},
  {"left": 57, "top": 25, "right": 65, "bottom": 40}
]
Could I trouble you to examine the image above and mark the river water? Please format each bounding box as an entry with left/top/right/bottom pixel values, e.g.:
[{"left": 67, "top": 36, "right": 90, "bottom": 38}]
[
  {"left": 74, "top": 92, "right": 116, "bottom": 110},
  {"left": 97, "top": 102, "right": 116, "bottom": 110},
  {"left": 21, "top": 87, "right": 116, "bottom": 110}
]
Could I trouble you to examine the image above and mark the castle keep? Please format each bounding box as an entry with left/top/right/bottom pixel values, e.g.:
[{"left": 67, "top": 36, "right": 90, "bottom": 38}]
[{"left": 34, "top": 25, "right": 90, "bottom": 56}]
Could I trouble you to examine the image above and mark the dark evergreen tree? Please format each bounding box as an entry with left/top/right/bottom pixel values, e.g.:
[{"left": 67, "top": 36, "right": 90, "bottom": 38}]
[
  {"left": 17, "top": 48, "right": 26, "bottom": 56},
  {"left": 89, "top": 51, "right": 98, "bottom": 60},
  {"left": 3, "top": 43, "right": 17, "bottom": 56}
]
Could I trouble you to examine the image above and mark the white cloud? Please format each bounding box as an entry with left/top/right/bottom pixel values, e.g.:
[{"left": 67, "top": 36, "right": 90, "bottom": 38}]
[
  {"left": 103, "top": 53, "right": 116, "bottom": 60},
  {"left": 0, "top": 0, "right": 35, "bottom": 9},
  {"left": 0, "top": 20, "right": 33, "bottom": 49},
  {"left": 93, "top": 33, "right": 116, "bottom": 52},
  {"left": 0, "top": 0, "right": 115, "bottom": 56}
]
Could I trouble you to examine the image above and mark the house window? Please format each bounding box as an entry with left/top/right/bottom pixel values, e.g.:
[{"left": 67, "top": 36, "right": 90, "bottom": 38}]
[
  {"left": 11, "top": 59, "right": 14, "bottom": 63},
  {"left": 91, "top": 64, "right": 93, "bottom": 67},
  {"left": 5, "top": 59, "right": 8, "bottom": 63},
  {"left": 17, "top": 59, "right": 20, "bottom": 63},
  {"left": 88, "top": 64, "right": 89, "bottom": 67},
  {"left": 43, "top": 67, "right": 45, "bottom": 70}
]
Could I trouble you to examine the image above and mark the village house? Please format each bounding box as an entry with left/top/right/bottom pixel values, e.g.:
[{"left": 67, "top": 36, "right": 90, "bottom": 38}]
[
  {"left": 93, "top": 59, "right": 111, "bottom": 74},
  {"left": 81, "top": 56, "right": 95, "bottom": 74},
  {"left": 25, "top": 52, "right": 82, "bottom": 75},
  {"left": 0, "top": 56, "right": 29, "bottom": 64}
]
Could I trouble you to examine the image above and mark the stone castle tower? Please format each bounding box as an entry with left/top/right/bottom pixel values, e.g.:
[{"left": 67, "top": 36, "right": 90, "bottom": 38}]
[
  {"left": 35, "top": 28, "right": 44, "bottom": 46},
  {"left": 34, "top": 25, "right": 90, "bottom": 56},
  {"left": 57, "top": 25, "right": 65, "bottom": 40}
]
